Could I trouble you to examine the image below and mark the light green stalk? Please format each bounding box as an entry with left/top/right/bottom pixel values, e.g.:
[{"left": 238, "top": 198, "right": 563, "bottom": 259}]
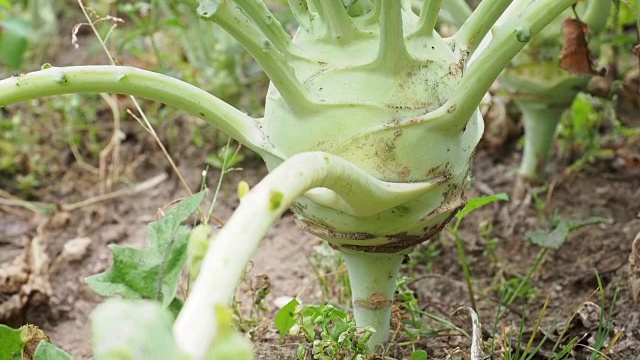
[
  {"left": 342, "top": 251, "right": 404, "bottom": 349},
  {"left": 415, "top": 0, "right": 444, "bottom": 37},
  {"left": 517, "top": 101, "right": 567, "bottom": 181},
  {"left": 441, "top": 0, "right": 472, "bottom": 27},
  {"left": 320, "top": 0, "right": 357, "bottom": 42},
  {"left": 0, "top": 66, "right": 270, "bottom": 157}
]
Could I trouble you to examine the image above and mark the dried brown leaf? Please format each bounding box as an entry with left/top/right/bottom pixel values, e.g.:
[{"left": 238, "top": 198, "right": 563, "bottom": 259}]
[{"left": 559, "top": 18, "right": 605, "bottom": 76}]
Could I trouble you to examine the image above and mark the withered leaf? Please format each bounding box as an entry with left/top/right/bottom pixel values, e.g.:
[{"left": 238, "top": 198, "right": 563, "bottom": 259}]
[
  {"left": 20, "top": 324, "right": 49, "bottom": 360},
  {"left": 559, "top": 18, "right": 605, "bottom": 76}
]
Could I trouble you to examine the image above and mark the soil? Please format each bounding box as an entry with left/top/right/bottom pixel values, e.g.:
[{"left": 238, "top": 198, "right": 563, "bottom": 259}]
[{"left": 1, "top": 135, "right": 640, "bottom": 359}]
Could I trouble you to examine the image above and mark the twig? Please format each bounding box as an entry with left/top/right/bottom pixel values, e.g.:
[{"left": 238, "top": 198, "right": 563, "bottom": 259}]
[
  {"left": 61, "top": 173, "right": 167, "bottom": 211},
  {"left": 98, "top": 93, "right": 122, "bottom": 193}
]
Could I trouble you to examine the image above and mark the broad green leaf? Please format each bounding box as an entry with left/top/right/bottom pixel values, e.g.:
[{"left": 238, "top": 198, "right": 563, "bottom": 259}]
[
  {"left": 0, "top": 19, "right": 30, "bottom": 69},
  {"left": 0, "top": 0, "right": 10, "bottom": 10},
  {"left": 91, "top": 299, "right": 183, "bottom": 360},
  {"left": 85, "top": 191, "right": 205, "bottom": 307},
  {"left": 274, "top": 298, "right": 299, "bottom": 339},
  {"left": 411, "top": 350, "right": 428, "bottom": 360},
  {"left": 525, "top": 216, "right": 606, "bottom": 249},
  {"left": 34, "top": 341, "right": 72, "bottom": 360},
  {"left": 0, "top": 324, "right": 24, "bottom": 360},
  {"left": 456, "top": 193, "right": 509, "bottom": 220}
]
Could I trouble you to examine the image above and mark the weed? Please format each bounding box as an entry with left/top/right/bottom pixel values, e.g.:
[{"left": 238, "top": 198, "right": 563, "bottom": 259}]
[
  {"left": 307, "top": 242, "right": 351, "bottom": 305},
  {"left": 276, "top": 300, "right": 373, "bottom": 360},
  {"left": 446, "top": 193, "right": 509, "bottom": 312}
]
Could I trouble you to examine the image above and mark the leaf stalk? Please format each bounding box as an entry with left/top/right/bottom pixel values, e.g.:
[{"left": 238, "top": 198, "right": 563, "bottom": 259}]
[{"left": 0, "top": 66, "right": 271, "bottom": 157}]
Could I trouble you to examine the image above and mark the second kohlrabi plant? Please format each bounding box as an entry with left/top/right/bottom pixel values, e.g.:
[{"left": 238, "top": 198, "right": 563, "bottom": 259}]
[
  {"left": 446, "top": 0, "right": 611, "bottom": 193},
  {"left": 498, "top": 0, "right": 610, "bottom": 188},
  {"left": 0, "top": 0, "right": 579, "bottom": 358}
]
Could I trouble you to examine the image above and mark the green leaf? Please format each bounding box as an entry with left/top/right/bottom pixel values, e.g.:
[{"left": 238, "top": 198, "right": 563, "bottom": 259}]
[
  {"left": 167, "top": 297, "right": 184, "bottom": 319},
  {"left": 525, "top": 216, "right": 606, "bottom": 249},
  {"left": 0, "top": 19, "right": 30, "bottom": 69},
  {"left": 205, "top": 145, "right": 245, "bottom": 170},
  {"left": 0, "top": 0, "right": 11, "bottom": 10},
  {"left": 456, "top": 193, "right": 509, "bottom": 220},
  {"left": 91, "top": 299, "right": 183, "bottom": 360},
  {"left": 274, "top": 298, "right": 299, "bottom": 339},
  {"left": 85, "top": 191, "right": 205, "bottom": 307},
  {"left": 34, "top": 341, "right": 72, "bottom": 360},
  {"left": 0, "top": 324, "right": 24, "bottom": 360},
  {"left": 411, "top": 350, "right": 428, "bottom": 360}
]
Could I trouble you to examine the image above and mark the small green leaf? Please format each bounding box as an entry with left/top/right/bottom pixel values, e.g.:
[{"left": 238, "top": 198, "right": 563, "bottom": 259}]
[
  {"left": 205, "top": 145, "right": 245, "bottom": 170},
  {"left": 167, "top": 297, "right": 184, "bottom": 319},
  {"left": 0, "top": 324, "right": 24, "bottom": 360},
  {"left": 411, "top": 350, "right": 428, "bottom": 360},
  {"left": 457, "top": 193, "right": 509, "bottom": 220},
  {"left": 33, "top": 341, "right": 71, "bottom": 360},
  {"left": 85, "top": 191, "right": 205, "bottom": 307},
  {"left": 274, "top": 298, "right": 299, "bottom": 339},
  {"left": 525, "top": 216, "right": 606, "bottom": 249},
  {"left": 0, "top": 19, "right": 30, "bottom": 69},
  {"left": 91, "top": 299, "right": 182, "bottom": 360}
]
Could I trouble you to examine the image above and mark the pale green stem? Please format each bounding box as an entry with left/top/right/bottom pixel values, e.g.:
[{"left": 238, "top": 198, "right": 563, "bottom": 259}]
[
  {"left": 441, "top": 0, "right": 473, "bottom": 27},
  {"left": 309, "top": 0, "right": 325, "bottom": 22},
  {"left": 342, "top": 250, "right": 404, "bottom": 350},
  {"left": 361, "top": 0, "right": 381, "bottom": 25},
  {"left": 436, "top": 0, "right": 576, "bottom": 132},
  {"left": 414, "top": 0, "right": 443, "bottom": 37},
  {"left": 373, "top": 0, "right": 412, "bottom": 67},
  {"left": 581, "top": 0, "right": 611, "bottom": 34},
  {"left": 321, "top": 0, "right": 356, "bottom": 41},
  {"left": 517, "top": 101, "right": 566, "bottom": 181},
  {"left": 201, "top": 3, "right": 315, "bottom": 112},
  {"left": 0, "top": 66, "right": 270, "bottom": 157},
  {"left": 346, "top": 0, "right": 372, "bottom": 17},
  {"left": 173, "top": 152, "right": 440, "bottom": 358},
  {"left": 234, "top": 0, "right": 293, "bottom": 54},
  {"left": 455, "top": 0, "right": 511, "bottom": 52},
  {"left": 289, "top": 0, "right": 312, "bottom": 31}
]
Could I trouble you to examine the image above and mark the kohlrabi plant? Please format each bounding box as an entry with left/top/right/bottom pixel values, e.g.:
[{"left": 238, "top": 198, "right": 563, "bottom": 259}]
[
  {"left": 0, "top": 0, "right": 581, "bottom": 358},
  {"left": 447, "top": 0, "right": 611, "bottom": 192},
  {"left": 503, "top": 1, "right": 610, "bottom": 188}
]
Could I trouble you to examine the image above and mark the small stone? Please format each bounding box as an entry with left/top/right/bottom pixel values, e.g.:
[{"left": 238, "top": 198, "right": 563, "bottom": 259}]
[{"left": 62, "top": 237, "right": 92, "bottom": 262}]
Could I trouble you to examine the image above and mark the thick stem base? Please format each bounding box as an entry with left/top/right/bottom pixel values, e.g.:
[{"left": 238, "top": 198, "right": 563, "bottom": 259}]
[
  {"left": 341, "top": 250, "right": 404, "bottom": 350},
  {"left": 517, "top": 100, "right": 567, "bottom": 181}
]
